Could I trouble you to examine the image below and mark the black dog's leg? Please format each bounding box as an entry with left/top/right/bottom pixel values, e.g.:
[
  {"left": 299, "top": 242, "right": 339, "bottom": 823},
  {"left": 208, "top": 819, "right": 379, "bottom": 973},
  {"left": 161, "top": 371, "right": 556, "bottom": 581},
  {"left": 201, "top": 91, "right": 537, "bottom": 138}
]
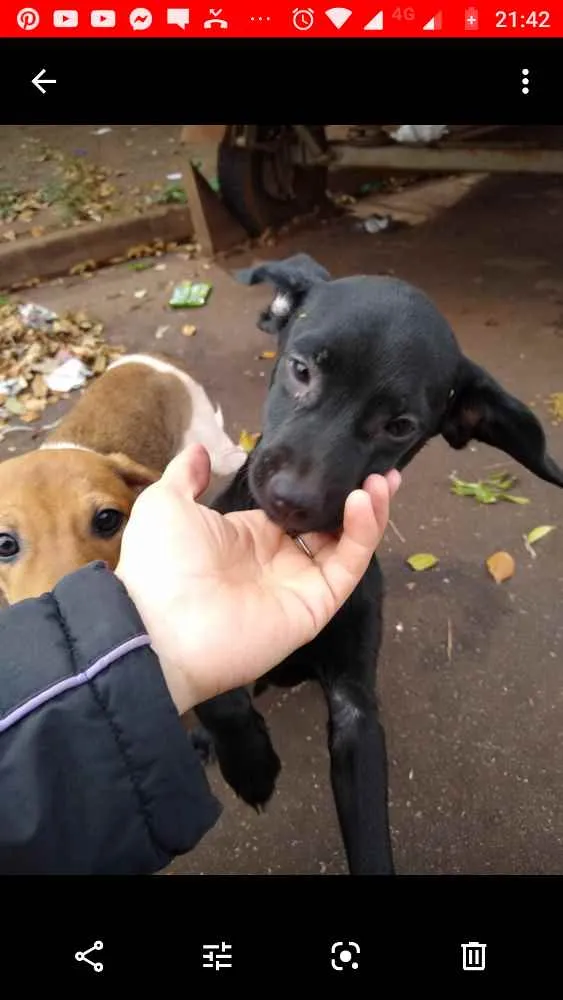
[
  {"left": 194, "top": 689, "right": 281, "bottom": 811},
  {"left": 322, "top": 677, "right": 394, "bottom": 875},
  {"left": 190, "top": 725, "right": 217, "bottom": 766}
]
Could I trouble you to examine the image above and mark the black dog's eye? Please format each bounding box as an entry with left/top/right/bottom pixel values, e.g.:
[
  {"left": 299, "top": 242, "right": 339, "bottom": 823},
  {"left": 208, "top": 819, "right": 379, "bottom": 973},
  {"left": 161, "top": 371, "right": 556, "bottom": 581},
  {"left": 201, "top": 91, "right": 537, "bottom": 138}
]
[
  {"left": 0, "top": 532, "right": 20, "bottom": 562},
  {"left": 288, "top": 357, "right": 311, "bottom": 386},
  {"left": 92, "top": 509, "right": 125, "bottom": 538},
  {"left": 386, "top": 416, "right": 417, "bottom": 439}
]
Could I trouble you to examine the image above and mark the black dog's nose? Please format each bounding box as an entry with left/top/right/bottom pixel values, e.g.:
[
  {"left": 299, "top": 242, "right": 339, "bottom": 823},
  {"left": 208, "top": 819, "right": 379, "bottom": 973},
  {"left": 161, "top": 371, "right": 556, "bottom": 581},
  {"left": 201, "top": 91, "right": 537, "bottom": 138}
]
[{"left": 266, "top": 472, "right": 315, "bottom": 521}]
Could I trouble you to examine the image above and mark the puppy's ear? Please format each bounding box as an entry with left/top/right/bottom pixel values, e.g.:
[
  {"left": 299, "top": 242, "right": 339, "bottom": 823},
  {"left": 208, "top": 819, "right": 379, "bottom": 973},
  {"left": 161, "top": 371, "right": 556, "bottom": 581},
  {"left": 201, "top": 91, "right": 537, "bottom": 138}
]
[
  {"left": 236, "top": 253, "right": 330, "bottom": 334},
  {"left": 442, "top": 358, "right": 563, "bottom": 487},
  {"left": 106, "top": 453, "right": 161, "bottom": 496}
]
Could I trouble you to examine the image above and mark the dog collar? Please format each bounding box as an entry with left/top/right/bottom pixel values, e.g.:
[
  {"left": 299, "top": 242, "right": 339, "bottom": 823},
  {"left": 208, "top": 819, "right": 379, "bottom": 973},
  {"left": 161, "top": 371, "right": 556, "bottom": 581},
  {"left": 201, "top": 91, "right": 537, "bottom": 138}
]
[{"left": 39, "top": 442, "right": 98, "bottom": 455}]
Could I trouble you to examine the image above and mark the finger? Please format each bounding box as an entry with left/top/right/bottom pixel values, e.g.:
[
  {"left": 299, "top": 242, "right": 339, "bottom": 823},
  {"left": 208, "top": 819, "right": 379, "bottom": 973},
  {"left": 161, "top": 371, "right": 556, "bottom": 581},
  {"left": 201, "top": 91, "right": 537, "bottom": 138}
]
[
  {"left": 386, "top": 468, "right": 402, "bottom": 497},
  {"left": 162, "top": 443, "right": 211, "bottom": 500},
  {"left": 315, "top": 479, "right": 390, "bottom": 606},
  {"left": 362, "top": 469, "right": 402, "bottom": 500}
]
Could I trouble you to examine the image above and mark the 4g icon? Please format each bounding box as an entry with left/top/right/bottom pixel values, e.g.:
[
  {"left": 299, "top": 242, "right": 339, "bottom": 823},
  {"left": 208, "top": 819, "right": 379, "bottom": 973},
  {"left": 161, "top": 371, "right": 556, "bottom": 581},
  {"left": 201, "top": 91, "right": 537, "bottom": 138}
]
[{"left": 392, "top": 6, "right": 416, "bottom": 19}]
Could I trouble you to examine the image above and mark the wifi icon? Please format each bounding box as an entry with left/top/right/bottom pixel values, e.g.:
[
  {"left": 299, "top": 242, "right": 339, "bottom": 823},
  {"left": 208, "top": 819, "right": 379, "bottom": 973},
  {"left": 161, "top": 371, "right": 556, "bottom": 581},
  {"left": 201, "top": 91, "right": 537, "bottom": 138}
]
[{"left": 325, "top": 6, "right": 353, "bottom": 28}]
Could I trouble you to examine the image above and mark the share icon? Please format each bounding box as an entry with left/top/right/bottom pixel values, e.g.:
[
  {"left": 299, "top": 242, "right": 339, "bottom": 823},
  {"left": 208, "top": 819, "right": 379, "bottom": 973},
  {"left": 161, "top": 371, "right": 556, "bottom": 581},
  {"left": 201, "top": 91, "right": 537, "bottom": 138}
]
[{"left": 75, "top": 940, "right": 104, "bottom": 973}]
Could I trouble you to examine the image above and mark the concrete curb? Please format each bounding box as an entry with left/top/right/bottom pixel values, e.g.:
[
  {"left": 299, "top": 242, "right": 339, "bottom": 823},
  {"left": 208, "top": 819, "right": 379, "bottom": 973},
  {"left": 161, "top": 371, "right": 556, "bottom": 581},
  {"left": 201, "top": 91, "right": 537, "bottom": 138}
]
[{"left": 0, "top": 205, "right": 194, "bottom": 291}]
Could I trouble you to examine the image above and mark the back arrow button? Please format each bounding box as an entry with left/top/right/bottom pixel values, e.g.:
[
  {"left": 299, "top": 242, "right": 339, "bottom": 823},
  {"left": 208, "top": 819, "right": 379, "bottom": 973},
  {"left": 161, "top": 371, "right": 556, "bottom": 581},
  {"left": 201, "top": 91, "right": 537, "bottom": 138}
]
[{"left": 32, "top": 69, "right": 57, "bottom": 94}]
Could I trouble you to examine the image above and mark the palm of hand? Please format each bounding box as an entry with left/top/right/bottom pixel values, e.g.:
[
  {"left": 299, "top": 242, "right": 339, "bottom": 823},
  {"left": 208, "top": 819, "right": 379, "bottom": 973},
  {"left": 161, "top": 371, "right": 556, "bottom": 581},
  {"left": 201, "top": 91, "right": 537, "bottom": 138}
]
[
  {"left": 116, "top": 443, "right": 397, "bottom": 713},
  {"left": 124, "top": 491, "right": 336, "bottom": 700}
]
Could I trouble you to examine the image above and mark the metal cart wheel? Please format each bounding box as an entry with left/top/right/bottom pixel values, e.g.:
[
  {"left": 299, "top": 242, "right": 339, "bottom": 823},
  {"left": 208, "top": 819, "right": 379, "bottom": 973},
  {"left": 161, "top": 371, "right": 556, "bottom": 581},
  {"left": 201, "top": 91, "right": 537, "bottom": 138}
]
[{"left": 217, "top": 125, "right": 330, "bottom": 236}]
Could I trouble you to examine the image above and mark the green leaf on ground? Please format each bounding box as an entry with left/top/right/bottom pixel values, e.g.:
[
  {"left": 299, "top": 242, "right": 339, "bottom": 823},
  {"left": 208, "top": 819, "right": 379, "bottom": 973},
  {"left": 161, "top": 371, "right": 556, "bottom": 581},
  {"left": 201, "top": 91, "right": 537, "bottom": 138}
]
[
  {"left": 526, "top": 525, "right": 556, "bottom": 545},
  {"left": 450, "top": 472, "right": 530, "bottom": 505},
  {"left": 406, "top": 553, "right": 439, "bottom": 572}
]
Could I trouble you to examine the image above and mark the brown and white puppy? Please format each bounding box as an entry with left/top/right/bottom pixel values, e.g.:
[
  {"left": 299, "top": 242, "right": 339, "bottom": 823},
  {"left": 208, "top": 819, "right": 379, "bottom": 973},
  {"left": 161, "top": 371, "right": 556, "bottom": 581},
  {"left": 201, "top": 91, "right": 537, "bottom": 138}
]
[{"left": 0, "top": 352, "right": 246, "bottom": 604}]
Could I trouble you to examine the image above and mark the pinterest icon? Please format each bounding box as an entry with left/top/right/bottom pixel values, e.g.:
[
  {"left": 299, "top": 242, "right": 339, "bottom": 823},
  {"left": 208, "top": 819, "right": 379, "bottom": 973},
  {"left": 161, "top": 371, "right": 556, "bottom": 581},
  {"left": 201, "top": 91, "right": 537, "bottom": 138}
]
[{"left": 17, "top": 7, "right": 40, "bottom": 30}]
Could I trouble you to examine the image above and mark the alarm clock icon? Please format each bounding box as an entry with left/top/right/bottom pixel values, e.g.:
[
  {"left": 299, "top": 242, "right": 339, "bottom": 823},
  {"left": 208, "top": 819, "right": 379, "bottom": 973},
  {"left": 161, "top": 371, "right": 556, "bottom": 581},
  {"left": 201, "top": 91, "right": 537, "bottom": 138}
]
[{"left": 292, "top": 7, "right": 315, "bottom": 30}]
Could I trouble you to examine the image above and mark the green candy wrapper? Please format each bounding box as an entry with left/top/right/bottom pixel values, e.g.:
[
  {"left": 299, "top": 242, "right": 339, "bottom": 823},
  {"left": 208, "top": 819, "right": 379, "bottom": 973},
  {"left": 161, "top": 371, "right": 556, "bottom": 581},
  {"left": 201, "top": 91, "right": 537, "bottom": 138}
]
[{"left": 169, "top": 281, "right": 213, "bottom": 308}]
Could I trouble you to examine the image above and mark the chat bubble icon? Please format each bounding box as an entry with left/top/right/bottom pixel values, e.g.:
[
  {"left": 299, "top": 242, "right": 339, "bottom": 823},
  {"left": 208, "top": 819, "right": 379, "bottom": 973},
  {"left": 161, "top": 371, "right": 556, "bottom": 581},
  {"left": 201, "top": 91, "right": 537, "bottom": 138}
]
[{"left": 167, "top": 7, "right": 189, "bottom": 28}]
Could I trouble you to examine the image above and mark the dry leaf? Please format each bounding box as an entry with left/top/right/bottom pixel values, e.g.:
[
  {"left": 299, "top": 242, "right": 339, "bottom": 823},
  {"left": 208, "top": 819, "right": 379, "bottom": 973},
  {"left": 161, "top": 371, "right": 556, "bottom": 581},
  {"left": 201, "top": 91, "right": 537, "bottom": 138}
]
[
  {"left": 547, "top": 392, "right": 563, "bottom": 424},
  {"left": 182, "top": 325, "right": 197, "bottom": 337},
  {"left": 259, "top": 350, "right": 277, "bottom": 360},
  {"left": 239, "top": 429, "right": 260, "bottom": 453},
  {"left": 91, "top": 354, "right": 108, "bottom": 375},
  {"left": 486, "top": 550, "right": 515, "bottom": 584},
  {"left": 526, "top": 525, "right": 556, "bottom": 545},
  {"left": 31, "top": 374, "right": 47, "bottom": 398},
  {"left": 69, "top": 260, "right": 96, "bottom": 276},
  {"left": 3, "top": 230, "right": 17, "bottom": 242},
  {"left": 31, "top": 226, "right": 45, "bottom": 238},
  {"left": 127, "top": 243, "right": 155, "bottom": 260},
  {"left": 22, "top": 397, "right": 46, "bottom": 413},
  {"left": 406, "top": 553, "right": 439, "bottom": 572},
  {"left": 4, "top": 397, "right": 23, "bottom": 415}
]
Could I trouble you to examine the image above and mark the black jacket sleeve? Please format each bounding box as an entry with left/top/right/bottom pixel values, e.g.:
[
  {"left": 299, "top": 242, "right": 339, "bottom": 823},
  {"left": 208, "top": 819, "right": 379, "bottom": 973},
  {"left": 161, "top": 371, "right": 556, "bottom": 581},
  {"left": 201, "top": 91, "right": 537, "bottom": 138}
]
[{"left": 0, "top": 561, "right": 222, "bottom": 874}]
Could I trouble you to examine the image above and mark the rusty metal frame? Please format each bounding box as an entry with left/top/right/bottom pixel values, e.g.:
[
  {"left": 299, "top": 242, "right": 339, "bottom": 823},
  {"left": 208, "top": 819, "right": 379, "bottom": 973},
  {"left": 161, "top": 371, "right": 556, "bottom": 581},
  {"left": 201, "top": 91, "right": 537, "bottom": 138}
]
[
  {"left": 179, "top": 125, "right": 563, "bottom": 252},
  {"left": 324, "top": 142, "right": 563, "bottom": 174},
  {"left": 204, "top": 125, "right": 563, "bottom": 176}
]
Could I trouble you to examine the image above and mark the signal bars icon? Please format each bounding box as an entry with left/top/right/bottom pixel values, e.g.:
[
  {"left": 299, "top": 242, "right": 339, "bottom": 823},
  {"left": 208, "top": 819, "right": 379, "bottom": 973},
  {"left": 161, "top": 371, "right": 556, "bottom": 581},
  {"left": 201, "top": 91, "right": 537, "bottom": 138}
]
[
  {"left": 325, "top": 7, "right": 353, "bottom": 28},
  {"left": 364, "top": 10, "right": 383, "bottom": 29},
  {"left": 423, "top": 10, "right": 443, "bottom": 30}
]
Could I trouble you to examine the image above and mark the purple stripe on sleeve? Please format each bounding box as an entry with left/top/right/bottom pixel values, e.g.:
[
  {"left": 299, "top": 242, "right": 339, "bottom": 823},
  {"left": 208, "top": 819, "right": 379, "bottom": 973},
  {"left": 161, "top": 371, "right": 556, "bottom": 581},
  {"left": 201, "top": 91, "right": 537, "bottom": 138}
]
[{"left": 0, "top": 634, "right": 151, "bottom": 734}]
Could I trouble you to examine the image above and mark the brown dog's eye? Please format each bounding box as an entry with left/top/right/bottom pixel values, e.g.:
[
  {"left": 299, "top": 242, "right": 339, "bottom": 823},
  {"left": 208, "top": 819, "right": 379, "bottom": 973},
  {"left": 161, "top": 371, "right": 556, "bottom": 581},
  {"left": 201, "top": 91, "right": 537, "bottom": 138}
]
[
  {"left": 386, "top": 416, "right": 417, "bottom": 439},
  {"left": 92, "top": 509, "right": 125, "bottom": 538},
  {"left": 0, "top": 532, "right": 20, "bottom": 561},
  {"left": 289, "top": 357, "right": 311, "bottom": 385}
]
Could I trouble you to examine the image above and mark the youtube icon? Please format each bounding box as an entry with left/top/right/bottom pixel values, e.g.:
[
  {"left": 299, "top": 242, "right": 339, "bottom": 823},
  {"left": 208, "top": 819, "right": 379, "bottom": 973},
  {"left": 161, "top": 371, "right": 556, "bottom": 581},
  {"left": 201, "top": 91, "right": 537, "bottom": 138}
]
[
  {"left": 90, "top": 10, "right": 117, "bottom": 28},
  {"left": 53, "top": 10, "right": 78, "bottom": 28}
]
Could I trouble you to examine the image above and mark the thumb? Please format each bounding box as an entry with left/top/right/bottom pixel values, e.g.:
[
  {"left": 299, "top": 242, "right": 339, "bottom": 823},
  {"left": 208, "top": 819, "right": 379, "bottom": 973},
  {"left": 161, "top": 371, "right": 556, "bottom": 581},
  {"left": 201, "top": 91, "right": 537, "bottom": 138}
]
[
  {"left": 161, "top": 442, "right": 212, "bottom": 500},
  {"left": 315, "top": 475, "right": 392, "bottom": 606}
]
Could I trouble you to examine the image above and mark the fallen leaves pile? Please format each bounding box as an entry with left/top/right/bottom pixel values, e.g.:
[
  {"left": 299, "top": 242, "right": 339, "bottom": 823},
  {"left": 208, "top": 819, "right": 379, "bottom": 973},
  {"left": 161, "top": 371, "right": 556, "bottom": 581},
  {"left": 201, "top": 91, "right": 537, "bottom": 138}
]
[
  {"left": 0, "top": 300, "right": 123, "bottom": 436},
  {"left": 39, "top": 154, "right": 117, "bottom": 226},
  {"left": 450, "top": 470, "right": 529, "bottom": 505},
  {"left": 1, "top": 150, "right": 119, "bottom": 239},
  {"left": 0, "top": 186, "right": 47, "bottom": 237},
  {"left": 1, "top": 140, "right": 192, "bottom": 245}
]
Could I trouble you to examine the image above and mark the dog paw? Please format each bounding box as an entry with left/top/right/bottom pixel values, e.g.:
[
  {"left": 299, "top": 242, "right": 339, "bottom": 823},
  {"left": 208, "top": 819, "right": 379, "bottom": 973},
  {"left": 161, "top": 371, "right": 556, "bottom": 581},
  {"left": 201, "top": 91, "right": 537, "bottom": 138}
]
[
  {"left": 215, "top": 721, "right": 281, "bottom": 811},
  {"left": 190, "top": 726, "right": 217, "bottom": 766}
]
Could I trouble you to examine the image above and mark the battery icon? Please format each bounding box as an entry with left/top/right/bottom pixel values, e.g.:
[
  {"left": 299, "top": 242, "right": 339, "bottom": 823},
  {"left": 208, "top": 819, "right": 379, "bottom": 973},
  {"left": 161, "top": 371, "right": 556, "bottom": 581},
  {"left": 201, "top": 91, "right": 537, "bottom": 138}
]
[{"left": 464, "top": 6, "right": 479, "bottom": 29}]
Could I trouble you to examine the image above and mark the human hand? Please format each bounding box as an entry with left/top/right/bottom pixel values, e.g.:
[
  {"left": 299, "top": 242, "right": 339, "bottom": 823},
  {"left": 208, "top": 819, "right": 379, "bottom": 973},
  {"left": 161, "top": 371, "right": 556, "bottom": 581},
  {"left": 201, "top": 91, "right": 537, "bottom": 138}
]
[{"left": 115, "top": 444, "right": 400, "bottom": 715}]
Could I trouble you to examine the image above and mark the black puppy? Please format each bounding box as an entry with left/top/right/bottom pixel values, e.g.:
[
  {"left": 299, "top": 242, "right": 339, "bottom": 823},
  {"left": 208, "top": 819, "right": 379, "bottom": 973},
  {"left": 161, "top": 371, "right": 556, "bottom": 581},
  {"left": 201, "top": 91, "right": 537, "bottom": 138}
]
[{"left": 194, "top": 253, "right": 563, "bottom": 875}]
